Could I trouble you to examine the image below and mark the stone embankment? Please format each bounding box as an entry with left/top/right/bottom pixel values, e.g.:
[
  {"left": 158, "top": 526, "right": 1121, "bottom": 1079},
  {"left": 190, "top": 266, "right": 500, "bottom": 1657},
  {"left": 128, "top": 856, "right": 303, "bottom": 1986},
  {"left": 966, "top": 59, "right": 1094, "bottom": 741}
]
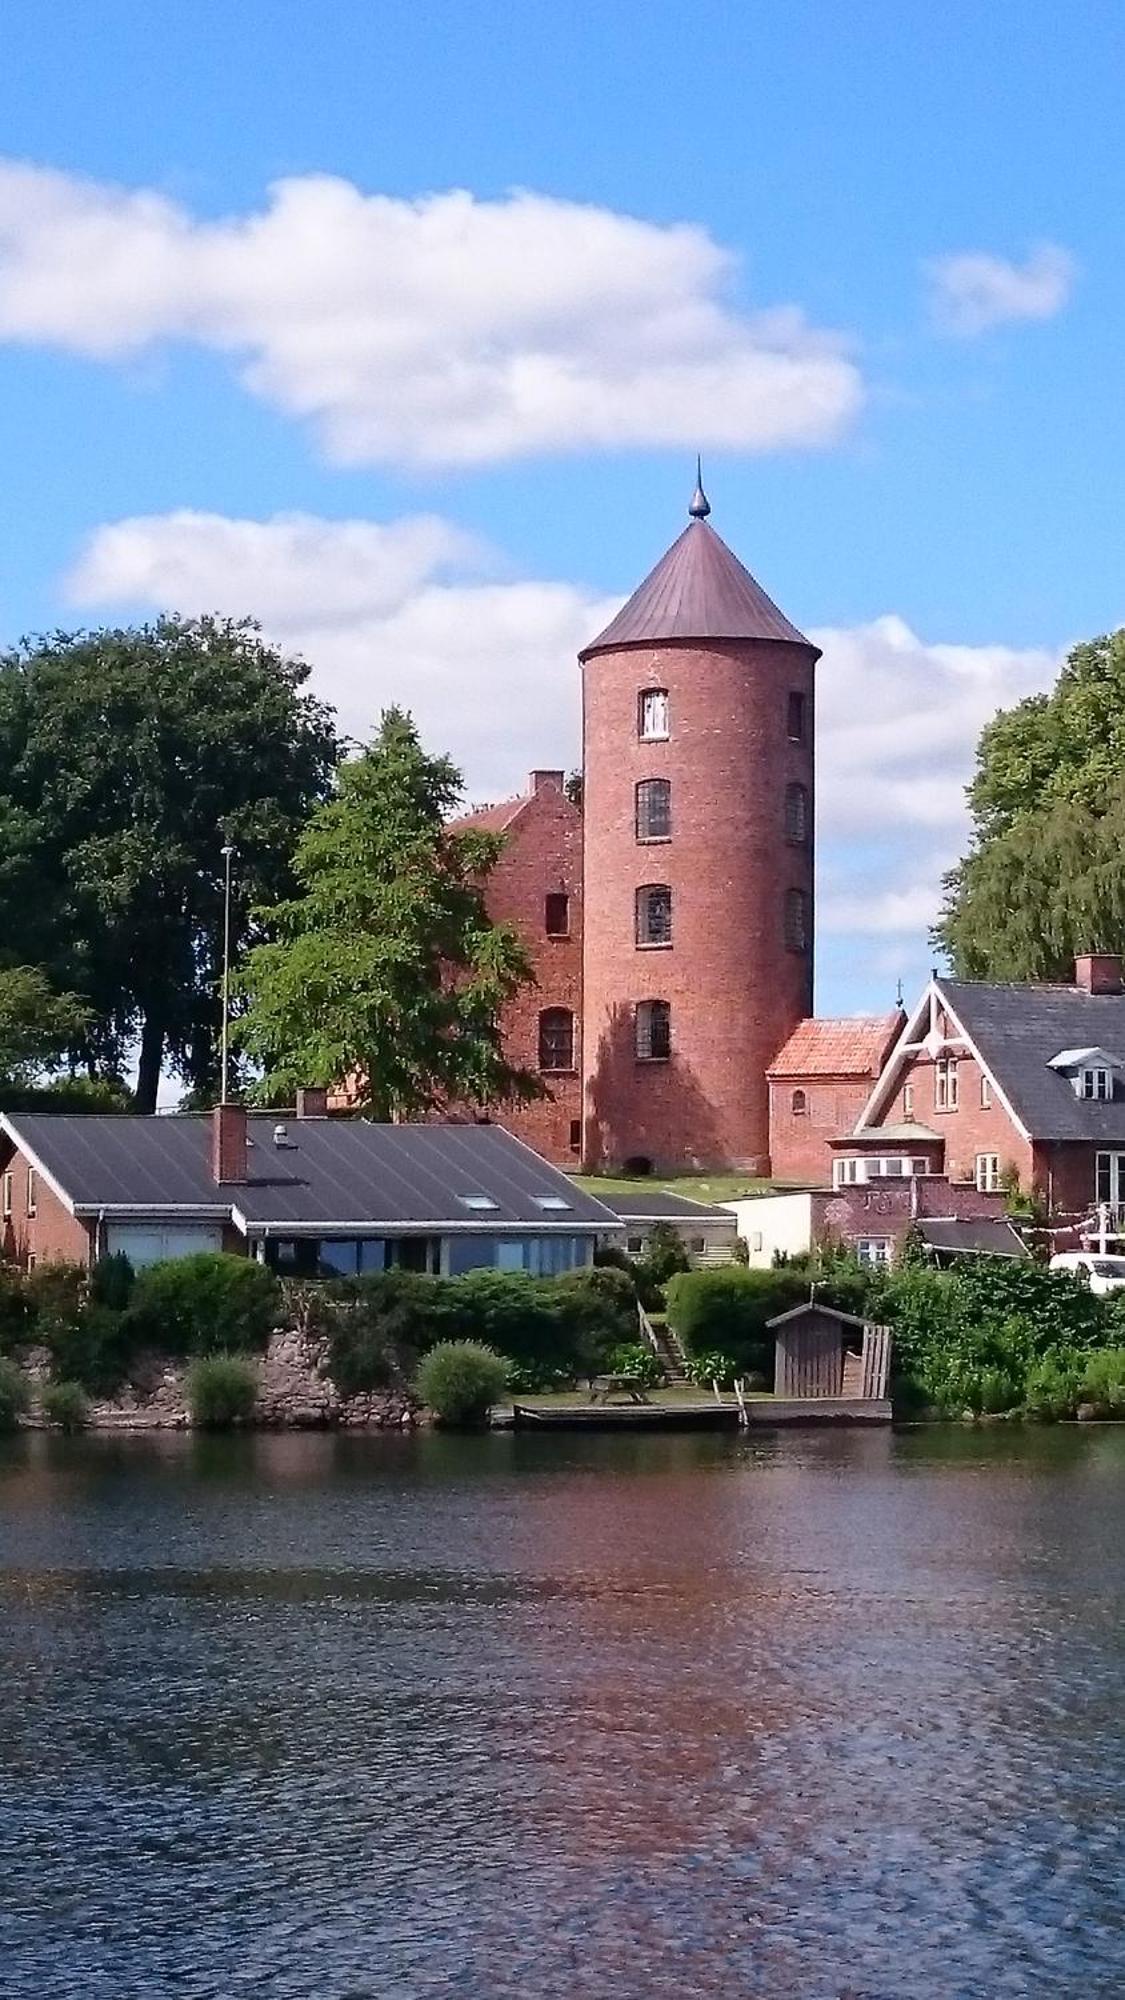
[{"left": 74, "top": 1323, "right": 419, "bottom": 1431}]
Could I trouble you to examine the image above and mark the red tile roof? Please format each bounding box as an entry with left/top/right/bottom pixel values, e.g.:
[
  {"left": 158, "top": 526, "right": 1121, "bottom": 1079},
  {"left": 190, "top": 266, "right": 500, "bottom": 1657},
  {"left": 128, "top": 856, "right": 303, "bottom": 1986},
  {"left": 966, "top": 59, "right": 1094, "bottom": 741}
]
[
  {"left": 580, "top": 518, "right": 816, "bottom": 659},
  {"left": 769, "top": 1013, "right": 904, "bottom": 1079},
  {"left": 448, "top": 794, "right": 530, "bottom": 833}
]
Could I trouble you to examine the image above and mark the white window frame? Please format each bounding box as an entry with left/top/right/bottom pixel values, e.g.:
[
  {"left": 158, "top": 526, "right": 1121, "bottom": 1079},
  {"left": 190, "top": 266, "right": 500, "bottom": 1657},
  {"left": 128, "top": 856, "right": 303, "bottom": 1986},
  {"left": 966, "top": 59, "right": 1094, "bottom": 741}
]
[
  {"left": 975, "top": 1153, "right": 1001, "bottom": 1193},
  {"left": 26, "top": 1167, "right": 37, "bottom": 1218},
  {"left": 638, "top": 688, "right": 670, "bottom": 741},
  {"left": 1, "top": 1171, "right": 11, "bottom": 1220},
  {"left": 902, "top": 1082, "right": 915, "bottom": 1117},
  {"left": 934, "top": 1057, "right": 959, "bottom": 1112},
  {"left": 980, "top": 1074, "right": 992, "bottom": 1109},
  {"left": 1080, "top": 1067, "right": 1112, "bottom": 1101},
  {"left": 833, "top": 1154, "right": 924, "bottom": 1189},
  {"left": 1095, "top": 1152, "right": 1125, "bottom": 1210},
  {"left": 855, "top": 1237, "right": 892, "bottom": 1268}
]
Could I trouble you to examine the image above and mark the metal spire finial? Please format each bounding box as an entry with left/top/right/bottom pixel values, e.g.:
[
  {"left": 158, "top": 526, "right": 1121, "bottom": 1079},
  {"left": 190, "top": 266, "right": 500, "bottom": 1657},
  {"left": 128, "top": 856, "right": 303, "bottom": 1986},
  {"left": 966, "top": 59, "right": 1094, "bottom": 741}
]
[{"left": 688, "top": 455, "right": 711, "bottom": 520}]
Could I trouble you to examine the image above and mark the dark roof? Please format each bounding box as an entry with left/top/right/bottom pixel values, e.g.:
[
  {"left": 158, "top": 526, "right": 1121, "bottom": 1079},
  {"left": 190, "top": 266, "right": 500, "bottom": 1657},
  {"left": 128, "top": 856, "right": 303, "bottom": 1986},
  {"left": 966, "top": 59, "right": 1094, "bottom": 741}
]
[
  {"left": 917, "top": 1218, "right": 1029, "bottom": 1259},
  {"left": 941, "top": 979, "right": 1125, "bottom": 1141},
  {"left": 2, "top": 1115, "right": 621, "bottom": 1234},
  {"left": 595, "top": 1190, "right": 739, "bottom": 1225},
  {"left": 580, "top": 519, "right": 816, "bottom": 659}
]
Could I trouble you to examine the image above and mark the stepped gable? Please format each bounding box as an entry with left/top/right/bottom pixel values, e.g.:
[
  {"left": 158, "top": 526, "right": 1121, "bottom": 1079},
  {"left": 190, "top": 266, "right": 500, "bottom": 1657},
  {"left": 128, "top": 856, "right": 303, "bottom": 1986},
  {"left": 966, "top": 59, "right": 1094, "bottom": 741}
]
[{"left": 580, "top": 511, "right": 817, "bottom": 660}]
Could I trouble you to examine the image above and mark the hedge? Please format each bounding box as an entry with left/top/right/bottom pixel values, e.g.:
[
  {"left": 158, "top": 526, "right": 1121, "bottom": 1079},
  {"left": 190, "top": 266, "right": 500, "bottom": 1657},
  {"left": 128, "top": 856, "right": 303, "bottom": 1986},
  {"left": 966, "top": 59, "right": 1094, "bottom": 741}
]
[
  {"left": 665, "top": 1265, "right": 869, "bottom": 1378},
  {"left": 126, "top": 1253, "right": 280, "bottom": 1358}
]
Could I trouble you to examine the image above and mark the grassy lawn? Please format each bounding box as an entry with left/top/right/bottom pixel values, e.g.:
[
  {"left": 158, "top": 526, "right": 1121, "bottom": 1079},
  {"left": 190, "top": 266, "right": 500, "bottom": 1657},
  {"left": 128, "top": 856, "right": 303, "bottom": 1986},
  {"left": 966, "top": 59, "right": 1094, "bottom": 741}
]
[{"left": 573, "top": 1172, "right": 771, "bottom": 1205}]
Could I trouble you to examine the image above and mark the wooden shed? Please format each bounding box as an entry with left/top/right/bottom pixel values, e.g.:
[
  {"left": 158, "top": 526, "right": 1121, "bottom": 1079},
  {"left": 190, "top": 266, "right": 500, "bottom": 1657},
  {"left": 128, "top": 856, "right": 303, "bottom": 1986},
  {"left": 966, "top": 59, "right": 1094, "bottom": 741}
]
[{"left": 767, "top": 1301, "right": 892, "bottom": 1401}]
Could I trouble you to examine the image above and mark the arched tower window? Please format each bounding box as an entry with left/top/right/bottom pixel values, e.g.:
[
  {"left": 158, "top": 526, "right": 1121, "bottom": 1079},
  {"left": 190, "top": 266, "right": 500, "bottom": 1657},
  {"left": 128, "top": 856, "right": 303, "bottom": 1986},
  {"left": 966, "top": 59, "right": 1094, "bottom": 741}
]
[
  {"left": 635, "top": 778, "right": 671, "bottom": 842},
  {"left": 635, "top": 884, "right": 672, "bottom": 947},
  {"left": 784, "top": 889, "right": 810, "bottom": 952},
  {"left": 784, "top": 782, "right": 809, "bottom": 844},
  {"left": 638, "top": 688, "right": 670, "bottom": 740},
  {"left": 538, "top": 1008, "right": 575, "bottom": 1072},
  {"left": 635, "top": 999, "right": 671, "bottom": 1061},
  {"left": 787, "top": 691, "right": 807, "bottom": 742},
  {"left": 791, "top": 1088, "right": 808, "bottom": 1115}
]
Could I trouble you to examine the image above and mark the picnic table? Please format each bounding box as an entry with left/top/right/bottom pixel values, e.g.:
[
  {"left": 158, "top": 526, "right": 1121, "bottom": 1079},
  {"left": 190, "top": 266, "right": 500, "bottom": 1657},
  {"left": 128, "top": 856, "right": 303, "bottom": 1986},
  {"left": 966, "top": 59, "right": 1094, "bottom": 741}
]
[{"left": 588, "top": 1373, "right": 650, "bottom": 1405}]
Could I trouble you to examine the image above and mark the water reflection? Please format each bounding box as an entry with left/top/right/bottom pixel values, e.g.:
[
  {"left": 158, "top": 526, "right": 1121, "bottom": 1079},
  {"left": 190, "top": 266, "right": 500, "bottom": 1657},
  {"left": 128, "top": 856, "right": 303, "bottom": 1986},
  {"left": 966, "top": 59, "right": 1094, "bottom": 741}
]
[{"left": 0, "top": 1426, "right": 1122, "bottom": 1997}]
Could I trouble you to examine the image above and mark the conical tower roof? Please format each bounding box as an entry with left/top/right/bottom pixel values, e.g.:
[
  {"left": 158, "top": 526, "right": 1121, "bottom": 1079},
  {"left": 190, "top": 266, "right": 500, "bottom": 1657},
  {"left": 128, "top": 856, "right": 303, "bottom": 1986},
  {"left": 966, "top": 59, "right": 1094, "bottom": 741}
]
[{"left": 580, "top": 487, "right": 816, "bottom": 660}]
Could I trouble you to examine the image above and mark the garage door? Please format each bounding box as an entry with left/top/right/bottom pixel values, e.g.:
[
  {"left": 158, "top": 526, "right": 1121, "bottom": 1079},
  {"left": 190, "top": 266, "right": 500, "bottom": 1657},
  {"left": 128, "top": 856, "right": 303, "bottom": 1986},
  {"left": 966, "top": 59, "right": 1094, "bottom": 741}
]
[{"left": 105, "top": 1224, "right": 225, "bottom": 1268}]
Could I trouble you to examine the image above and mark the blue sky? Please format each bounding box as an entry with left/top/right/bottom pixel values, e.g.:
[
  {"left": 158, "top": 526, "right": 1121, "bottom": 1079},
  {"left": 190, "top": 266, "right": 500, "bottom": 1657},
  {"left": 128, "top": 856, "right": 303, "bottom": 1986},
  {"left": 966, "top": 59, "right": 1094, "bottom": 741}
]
[{"left": 1, "top": 1, "right": 1121, "bottom": 1014}]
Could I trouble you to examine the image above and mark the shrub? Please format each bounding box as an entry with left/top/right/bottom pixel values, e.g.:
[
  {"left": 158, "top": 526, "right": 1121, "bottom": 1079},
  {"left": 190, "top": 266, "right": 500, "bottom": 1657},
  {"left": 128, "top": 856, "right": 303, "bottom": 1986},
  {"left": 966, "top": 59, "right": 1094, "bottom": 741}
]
[
  {"left": 40, "top": 1379, "right": 90, "bottom": 1432},
  {"left": 666, "top": 1266, "right": 809, "bottom": 1377},
  {"left": 128, "top": 1254, "right": 280, "bottom": 1357},
  {"left": 638, "top": 1221, "right": 691, "bottom": 1287},
  {"left": 550, "top": 1264, "right": 637, "bottom": 1366},
  {"left": 415, "top": 1341, "right": 508, "bottom": 1426},
  {"left": 1080, "top": 1347, "right": 1125, "bottom": 1416},
  {"left": 606, "top": 1342, "right": 663, "bottom": 1387},
  {"left": 186, "top": 1352, "right": 259, "bottom": 1428},
  {"left": 89, "top": 1252, "right": 135, "bottom": 1311},
  {"left": 1024, "top": 1353, "right": 1083, "bottom": 1422},
  {"left": 0, "top": 1267, "right": 34, "bottom": 1353},
  {"left": 43, "top": 1301, "right": 143, "bottom": 1397},
  {"left": 323, "top": 1271, "right": 444, "bottom": 1394},
  {"left": 0, "top": 1356, "right": 30, "bottom": 1430},
  {"left": 683, "top": 1349, "right": 738, "bottom": 1389}
]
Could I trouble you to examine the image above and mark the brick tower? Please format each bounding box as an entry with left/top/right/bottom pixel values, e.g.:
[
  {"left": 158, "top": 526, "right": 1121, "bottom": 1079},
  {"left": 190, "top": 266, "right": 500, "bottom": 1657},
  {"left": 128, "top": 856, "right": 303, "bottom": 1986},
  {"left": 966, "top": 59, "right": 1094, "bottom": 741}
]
[{"left": 580, "top": 473, "right": 819, "bottom": 1172}]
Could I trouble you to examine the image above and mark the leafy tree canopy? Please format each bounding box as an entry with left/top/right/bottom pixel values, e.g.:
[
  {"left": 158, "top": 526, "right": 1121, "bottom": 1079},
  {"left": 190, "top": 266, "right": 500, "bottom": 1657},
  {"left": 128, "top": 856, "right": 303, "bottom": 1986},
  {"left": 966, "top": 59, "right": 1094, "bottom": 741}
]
[
  {"left": 237, "top": 707, "right": 542, "bottom": 1118},
  {"left": 937, "top": 630, "right": 1125, "bottom": 978},
  {"left": 0, "top": 967, "right": 91, "bottom": 1098},
  {"left": 0, "top": 616, "right": 338, "bottom": 1109}
]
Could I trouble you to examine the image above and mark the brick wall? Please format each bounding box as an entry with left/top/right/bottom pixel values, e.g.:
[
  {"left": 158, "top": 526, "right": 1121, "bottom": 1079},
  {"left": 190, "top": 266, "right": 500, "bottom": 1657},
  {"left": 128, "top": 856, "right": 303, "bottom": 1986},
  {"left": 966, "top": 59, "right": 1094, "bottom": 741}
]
[
  {"left": 0, "top": 1133, "right": 91, "bottom": 1267},
  {"left": 473, "top": 775, "right": 583, "bottom": 1167},
  {"left": 581, "top": 636, "right": 816, "bottom": 1172},
  {"left": 769, "top": 1075, "right": 875, "bottom": 1184},
  {"left": 817, "top": 1175, "right": 1010, "bottom": 1257},
  {"left": 877, "top": 1047, "right": 1034, "bottom": 1189}
]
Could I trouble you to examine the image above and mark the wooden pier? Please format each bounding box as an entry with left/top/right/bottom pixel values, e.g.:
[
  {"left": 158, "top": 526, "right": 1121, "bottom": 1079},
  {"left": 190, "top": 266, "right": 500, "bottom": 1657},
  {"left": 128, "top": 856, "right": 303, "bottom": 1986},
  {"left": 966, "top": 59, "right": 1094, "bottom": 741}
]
[{"left": 500, "top": 1396, "right": 890, "bottom": 1432}]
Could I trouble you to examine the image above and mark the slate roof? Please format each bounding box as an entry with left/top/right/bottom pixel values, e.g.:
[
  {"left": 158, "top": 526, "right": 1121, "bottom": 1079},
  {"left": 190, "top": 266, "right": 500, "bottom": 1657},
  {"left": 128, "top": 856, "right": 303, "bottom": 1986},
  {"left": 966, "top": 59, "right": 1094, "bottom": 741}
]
[
  {"left": 580, "top": 519, "right": 816, "bottom": 659},
  {"left": 941, "top": 979, "right": 1125, "bottom": 1142},
  {"left": 2, "top": 1115, "right": 621, "bottom": 1235},
  {"left": 769, "top": 1013, "right": 904, "bottom": 1079},
  {"left": 594, "top": 1190, "right": 739, "bottom": 1225},
  {"left": 917, "top": 1217, "right": 1029, "bottom": 1260}
]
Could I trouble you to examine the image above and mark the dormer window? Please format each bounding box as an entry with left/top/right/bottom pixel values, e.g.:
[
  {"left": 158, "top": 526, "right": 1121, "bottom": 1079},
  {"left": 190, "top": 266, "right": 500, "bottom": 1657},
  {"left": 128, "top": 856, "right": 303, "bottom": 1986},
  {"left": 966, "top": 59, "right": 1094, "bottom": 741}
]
[{"left": 1080, "top": 1067, "right": 1112, "bottom": 1101}]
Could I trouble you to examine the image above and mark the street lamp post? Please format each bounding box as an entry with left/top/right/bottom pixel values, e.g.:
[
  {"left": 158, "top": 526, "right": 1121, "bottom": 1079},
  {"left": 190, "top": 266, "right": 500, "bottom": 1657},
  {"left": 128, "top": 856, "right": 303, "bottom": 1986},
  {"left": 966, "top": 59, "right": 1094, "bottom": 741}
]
[{"left": 220, "top": 843, "right": 235, "bottom": 1103}]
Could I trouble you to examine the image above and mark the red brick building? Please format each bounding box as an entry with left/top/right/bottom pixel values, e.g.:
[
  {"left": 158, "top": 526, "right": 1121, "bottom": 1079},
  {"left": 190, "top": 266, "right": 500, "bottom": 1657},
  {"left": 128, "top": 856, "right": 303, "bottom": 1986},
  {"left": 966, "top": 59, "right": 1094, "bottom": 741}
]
[
  {"left": 835, "top": 955, "right": 1125, "bottom": 1237},
  {"left": 474, "top": 476, "right": 823, "bottom": 1171},
  {"left": 767, "top": 1013, "right": 904, "bottom": 1184}
]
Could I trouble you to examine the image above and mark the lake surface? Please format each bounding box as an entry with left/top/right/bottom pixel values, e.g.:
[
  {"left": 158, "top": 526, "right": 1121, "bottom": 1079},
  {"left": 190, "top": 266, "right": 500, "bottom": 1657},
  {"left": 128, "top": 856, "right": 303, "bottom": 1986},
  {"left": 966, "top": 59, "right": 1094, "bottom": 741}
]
[{"left": 0, "top": 1426, "right": 1122, "bottom": 1999}]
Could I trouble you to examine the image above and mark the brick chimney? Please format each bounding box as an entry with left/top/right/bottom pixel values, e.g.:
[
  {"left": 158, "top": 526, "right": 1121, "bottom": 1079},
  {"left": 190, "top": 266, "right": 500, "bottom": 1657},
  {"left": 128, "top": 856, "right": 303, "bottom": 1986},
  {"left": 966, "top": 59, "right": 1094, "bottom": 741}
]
[
  {"left": 211, "top": 1103, "right": 248, "bottom": 1183},
  {"left": 530, "top": 769, "right": 564, "bottom": 794},
  {"left": 296, "top": 1086, "right": 329, "bottom": 1119},
  {"left": 1075, "top": 953, "right": 1124, "bottom": 995}
]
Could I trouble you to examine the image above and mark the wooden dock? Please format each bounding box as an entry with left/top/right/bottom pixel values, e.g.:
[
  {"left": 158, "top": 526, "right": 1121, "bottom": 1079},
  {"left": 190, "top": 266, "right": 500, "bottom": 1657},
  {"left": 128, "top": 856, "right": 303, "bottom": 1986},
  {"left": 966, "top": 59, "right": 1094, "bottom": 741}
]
[{"left": 501, "top": 1397, "right": 891, "bottom": 1432}]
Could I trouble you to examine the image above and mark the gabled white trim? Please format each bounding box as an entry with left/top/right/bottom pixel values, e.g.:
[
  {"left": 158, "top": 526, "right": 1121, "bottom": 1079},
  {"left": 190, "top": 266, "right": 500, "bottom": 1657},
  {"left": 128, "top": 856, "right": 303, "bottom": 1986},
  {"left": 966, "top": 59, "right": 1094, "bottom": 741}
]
[
  {"left": 854, "top": 980, "right": 1031, "bottom": 1143},
  {"left": 0, "top": 1114, "right": 79, "bottom": 1216}
]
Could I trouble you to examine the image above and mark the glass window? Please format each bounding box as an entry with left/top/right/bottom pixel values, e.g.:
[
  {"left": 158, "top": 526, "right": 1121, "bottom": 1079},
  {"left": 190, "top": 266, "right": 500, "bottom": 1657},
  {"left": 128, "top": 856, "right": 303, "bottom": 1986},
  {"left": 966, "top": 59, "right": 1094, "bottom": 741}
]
[
  {"left": 784, "top": 888, "right": 810, "bottom": 952},
  {"left": 975, "top": 1154, "right": 1001, "bottom": 1192},
  {"left": 496, "top": 1238, "right": 527, "bottom": 1272},
  {"left": 1, "top": 1172, "right": 11, "bottom": 1219},
  {"left": 980, "top": 1074, "right": 992, "bottom": 1108},
  {"left": 538, "top": 1007, "right": 575, "bottom": 1072},
  {"left": 635, "top": 778, "right": 671, "bottom": 842},
  {"left": 934, "top": 1057, "right": 959, "bottom": 1111},
  {"left": 903, "top": 1082, "right": 915, "bottom": 1116},
  {"left": 856, "top": 1237, "right": 892, "bottom": 1268},
  {"left": 534, "top": 1196, "right": 572, "bottom": 1212},
  {"left": 544, "top": 892, "right": 569, "bottom": 937},
  {"left": 635, "top": 883, "right": 672, "bottom": 946},
  {"left": 568, "top": 1119, "right": 581, "bottom": 1152},
  {"left": 791, "top": 1088, "right": 807, "bottom": 1115},
  {"left": 784, "top": 782, "right": 809, "bottom": 843},
  {"left": 787, "top": 691, "right": 806, "bottom": 742},
  {"left": 638, "top": 689, "right": 670, "bottom": 740},
  {"left": 1096, "top": 1152, "right": 1125, "bottom": 1208},
  {"left": 1080, "top": 1067, "right": 1112, "bottom": 1100},
  {"left": 635, "top": 999, "right": 671, "bottom": 1061},
  {"left": 25, "top": 1168, "right": 36, "bottom": 1218},
  {"left": 458, "top": 1194, "right": 498, "bottom": 1211},
  {"left": 445, "top": 1235, "right": 499, "bottom": 1277},
  {"left": 319, "top": 1240, "right": 360, "bottom": 1276}
]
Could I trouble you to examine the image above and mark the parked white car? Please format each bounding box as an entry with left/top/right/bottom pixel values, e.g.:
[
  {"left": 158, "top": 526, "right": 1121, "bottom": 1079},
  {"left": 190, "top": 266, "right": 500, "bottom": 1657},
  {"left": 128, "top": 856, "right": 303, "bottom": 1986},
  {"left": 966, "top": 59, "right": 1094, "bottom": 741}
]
[{"left": 1049, "top": 1252, "right": 1125, "bottom": 1295}]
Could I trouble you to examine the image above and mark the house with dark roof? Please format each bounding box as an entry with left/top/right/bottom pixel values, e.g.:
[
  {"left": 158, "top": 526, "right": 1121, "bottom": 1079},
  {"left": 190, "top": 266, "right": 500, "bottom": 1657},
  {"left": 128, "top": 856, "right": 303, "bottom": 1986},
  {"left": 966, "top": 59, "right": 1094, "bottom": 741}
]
[
  {"left": 0, "top": 1104, "right": 622, "bottom": 1275},
  {"left": 593, "top": 1188, "right": 739, "bottom": 1265},
  {"left": 833, "top": 953, "right": 1125, "bottom": 1247}
]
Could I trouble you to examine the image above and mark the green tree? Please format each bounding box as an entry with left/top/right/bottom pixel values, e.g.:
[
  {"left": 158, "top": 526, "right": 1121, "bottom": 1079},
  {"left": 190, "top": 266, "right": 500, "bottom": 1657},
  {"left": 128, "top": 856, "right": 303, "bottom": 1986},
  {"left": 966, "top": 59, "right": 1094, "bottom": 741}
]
[
  {"left": 238, "top": 708, "right": 541, "bottom": 1118},
  {"left": 937, "top": 630, "right": 1125, "bottom": 977},
  {"left": 0, "top": 966, "right": 91, "bottom": 1099},
  {"left": 0, "top": 617, "right": 338, "bottom": 1109}
]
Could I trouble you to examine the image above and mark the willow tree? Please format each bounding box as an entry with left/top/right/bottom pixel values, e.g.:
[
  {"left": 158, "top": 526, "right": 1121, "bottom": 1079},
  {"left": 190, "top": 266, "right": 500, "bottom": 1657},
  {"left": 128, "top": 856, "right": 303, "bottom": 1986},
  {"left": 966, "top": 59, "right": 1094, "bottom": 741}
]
[
  {"left": 937, "top": 630, "right": 1125, "bottom": 978},
  {"left": 238, "top": 709, "right": 541, "bottom": 1118}
]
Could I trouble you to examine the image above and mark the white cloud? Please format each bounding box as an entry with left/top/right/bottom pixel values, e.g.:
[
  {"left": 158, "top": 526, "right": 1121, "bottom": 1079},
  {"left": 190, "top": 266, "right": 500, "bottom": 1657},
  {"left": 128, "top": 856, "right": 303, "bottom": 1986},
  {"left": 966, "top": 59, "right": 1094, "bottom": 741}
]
[
  {"left": 67, "top": 513, "right": 1064, "bottom": 953},
  {"left": 67, "top": 508, "right": 614, "bottom": 797},
  {"left": 0, "top": 160, "right": 863, "bottom": 466},
  {"left": 924, "top": 242, "right": 1076, "bottom": 336}
]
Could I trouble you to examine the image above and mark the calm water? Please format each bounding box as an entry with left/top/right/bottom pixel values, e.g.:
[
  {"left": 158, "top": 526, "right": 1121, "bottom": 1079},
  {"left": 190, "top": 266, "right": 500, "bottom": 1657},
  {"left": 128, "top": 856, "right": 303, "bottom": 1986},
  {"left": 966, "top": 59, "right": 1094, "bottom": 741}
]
[{"left": 0, "top": 1427, "right": 1122, "bottom": 1999}]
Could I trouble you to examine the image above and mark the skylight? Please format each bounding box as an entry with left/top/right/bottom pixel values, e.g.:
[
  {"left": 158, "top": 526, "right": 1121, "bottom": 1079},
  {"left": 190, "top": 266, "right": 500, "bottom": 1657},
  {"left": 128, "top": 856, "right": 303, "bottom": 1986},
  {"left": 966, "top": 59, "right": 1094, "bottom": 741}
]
[
  {"left": 533, "top": 1196, "right": 572, "bottom": 1211},
  {"left": 457, "top": 1194, "right": 498, "bottom": 1211}
]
